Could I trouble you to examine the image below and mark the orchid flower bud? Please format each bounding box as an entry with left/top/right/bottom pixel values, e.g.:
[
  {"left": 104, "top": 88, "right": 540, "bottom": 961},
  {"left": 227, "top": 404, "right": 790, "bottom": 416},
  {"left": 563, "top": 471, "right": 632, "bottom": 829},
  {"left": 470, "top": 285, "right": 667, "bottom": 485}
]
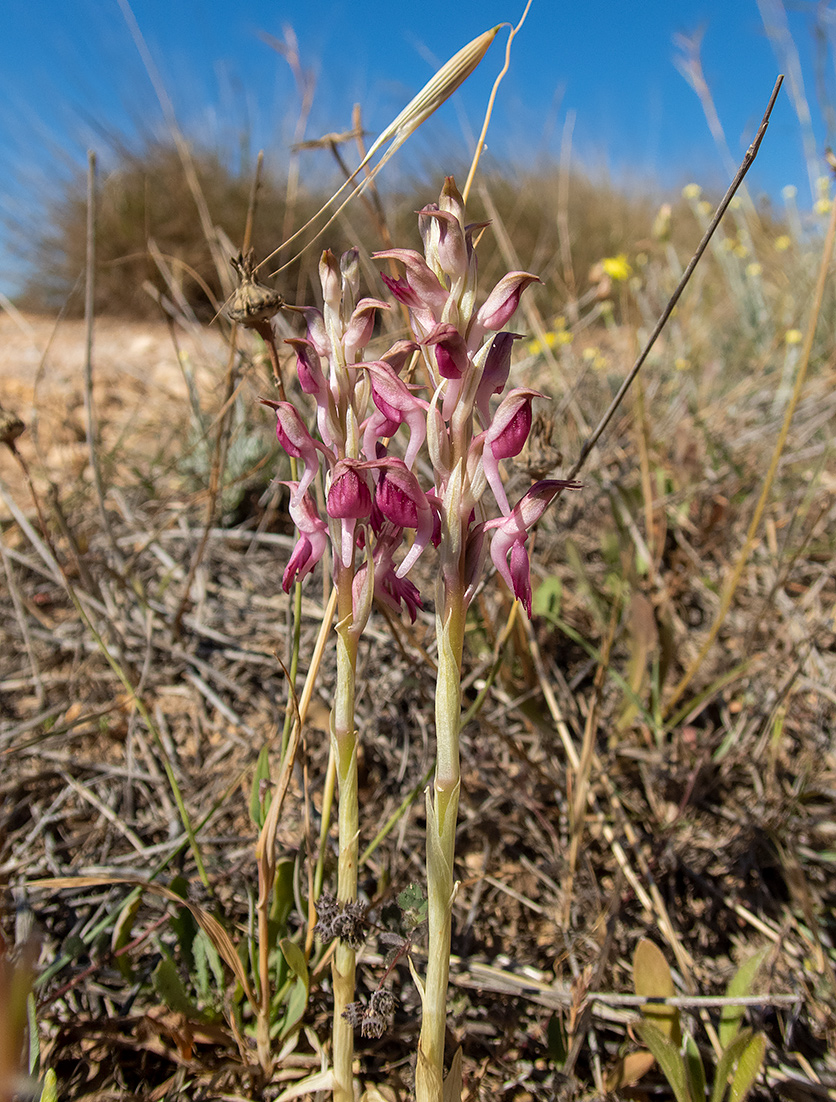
[
  {"left": 340, "top": 247, "right": 360, "bottom": 322},
  {"left": 418, "top": 207, "right": 468, "bottom": 282}
]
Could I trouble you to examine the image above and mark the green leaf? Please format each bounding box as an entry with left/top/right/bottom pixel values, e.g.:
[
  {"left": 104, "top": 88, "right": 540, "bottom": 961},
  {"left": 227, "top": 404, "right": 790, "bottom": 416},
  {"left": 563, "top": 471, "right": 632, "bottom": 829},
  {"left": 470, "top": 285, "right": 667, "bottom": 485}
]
[
  {"left": 250, "top": 744, "right": 272, "bottom": 828},
  {"left": 272, "top": 859, "right": 295, "bottom": 930},
  {"left": 167, "top": 875, "right": 197, "bottom": 971},
  {"left": 37, "top": 1068, "right": 58, "bottom": 1102},
  {"left": 635, "top": 1022, "right": 693, "bottom": 1102},
  {"left": 111, "top": 894, "right": 141, "bottom": 982},
  {"left": 728, "top": 1033, "right": 766, "bottom": 1102},
  {"left": 193, "top": 926, "right": 225, "bottom": 1008},
  {"left": 683, "top": 1033, "right": 707, "bottom": 1102},
  {"left": 546, "top": 1014, "right": 568, "bottom": 1066},
  {"left": 152, "top": 957, "right": 201, "bottom": 1018},
  {"left": 279, "top": 939, "right": 309, "bottom": 989},
  {"left": 279, "top": 977, "right": 308, "bottom": 1040},
  {"left": 532, "top": 575, "right": 562, "bottom": 620},
  {"left": 719, "top": 949, "right": 768, "bottom": 1048},
  {"left": 633, "top": 938, "right": 681, "bottom": 1044},
  {"left": 710, "top": 1029, "right": 753, "bottom": 1102},
  {"left": 398, "top": 883, "right": 428, "bottom": 929}
]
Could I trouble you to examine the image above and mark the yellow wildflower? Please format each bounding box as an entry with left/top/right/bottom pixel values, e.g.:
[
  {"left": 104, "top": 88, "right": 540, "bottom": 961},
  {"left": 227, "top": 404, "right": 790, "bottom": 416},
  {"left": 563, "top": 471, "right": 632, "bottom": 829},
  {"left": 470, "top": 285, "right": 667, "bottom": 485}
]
[
  {"left": 601, "top": 254, "right": 632, "bottom": 282},
  {"left": 774, "top": 234, "right": 792, "bottom": 251},
  {"left": 746, "top": 262, "right": 762, "bottom": 278},
  {"left": 784, "top": 329, "right": 803, "bottom": 345},
  {"left": 682, "top": 183, "right": 702, "bottom": 200}
]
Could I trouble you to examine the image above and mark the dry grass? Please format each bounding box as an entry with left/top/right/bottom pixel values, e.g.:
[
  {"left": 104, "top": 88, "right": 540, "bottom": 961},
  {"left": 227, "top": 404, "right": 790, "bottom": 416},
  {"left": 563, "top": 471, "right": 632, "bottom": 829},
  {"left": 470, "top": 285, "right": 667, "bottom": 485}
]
[{"left": 1, "top": 154, "right": 836, "bottom": 1102}]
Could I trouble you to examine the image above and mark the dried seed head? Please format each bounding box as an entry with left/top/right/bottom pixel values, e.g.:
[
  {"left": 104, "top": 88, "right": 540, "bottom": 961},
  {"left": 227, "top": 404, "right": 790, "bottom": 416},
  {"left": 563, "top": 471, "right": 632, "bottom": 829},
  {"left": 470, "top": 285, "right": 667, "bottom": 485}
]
[
  {"left": 360, "top": 1012, "right": 386, "bottom": 1039},
  {"left": 227, "top": 249, "right": 284, "bottom": 325},
  {"left": 360, "top": 989, "right": 396, "bottom": 1038},
  {"left": 314, "top": 891, "right": 341, "bottom": 942},
  {"left": 341, "top": 1001, "right": 365, "bottom": 1028},
  {"left": 335, "top": 899, "right": 367, "bottom": 950},
  {"left": 368, "top": 988, "right": 396, "bottom": 1019}
]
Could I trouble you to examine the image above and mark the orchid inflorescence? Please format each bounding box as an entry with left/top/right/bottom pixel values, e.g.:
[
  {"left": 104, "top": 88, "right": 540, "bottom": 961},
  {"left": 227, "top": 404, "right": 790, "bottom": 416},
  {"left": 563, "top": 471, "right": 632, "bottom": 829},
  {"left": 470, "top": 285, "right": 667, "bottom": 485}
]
[{"left": 264, "top": 176, "right": 580, "bottom": 622}]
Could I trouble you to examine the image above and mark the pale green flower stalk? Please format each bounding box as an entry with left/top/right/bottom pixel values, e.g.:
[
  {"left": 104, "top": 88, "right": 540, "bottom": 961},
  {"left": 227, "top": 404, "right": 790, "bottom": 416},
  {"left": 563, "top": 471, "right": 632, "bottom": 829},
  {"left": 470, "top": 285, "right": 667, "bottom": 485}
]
[
  {"left": 373, "top": 178, "right": 579, "bottom": 1101},
  {"left": 262, "top": 248, "right": 391, "bottom": 1101}
]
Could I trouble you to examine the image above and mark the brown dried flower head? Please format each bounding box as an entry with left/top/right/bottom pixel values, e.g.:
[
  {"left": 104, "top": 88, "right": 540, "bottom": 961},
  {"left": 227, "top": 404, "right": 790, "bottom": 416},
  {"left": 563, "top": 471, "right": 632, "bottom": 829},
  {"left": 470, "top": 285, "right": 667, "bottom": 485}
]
[{"left": 227, "top": 249, "right": 284, "bottom": 325}]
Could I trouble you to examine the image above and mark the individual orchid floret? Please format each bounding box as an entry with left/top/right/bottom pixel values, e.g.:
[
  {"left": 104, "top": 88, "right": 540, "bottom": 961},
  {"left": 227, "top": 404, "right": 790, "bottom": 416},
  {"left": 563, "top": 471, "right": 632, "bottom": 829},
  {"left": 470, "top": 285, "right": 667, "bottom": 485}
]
[
  {"left": 372, "top": 458, "right": 435, "bottom": 578},
  {"left": 261, "top": 398, "right": 331, "bottom": 507},
  {"left": 477, "top": 388, "right": 547, "bottom": 514},
  {"left": 418, "top": 206, "right": 469, "bottom": 284},
  {"left": 374, "top": 249, "right": 452, "bottom": 334},
  {"left": 327, "top": 459, "right": 374, "bottom": 569},
  {"left": 360, "top": 362, "right": 429, "bottom": 469},
  {"left": 474, "top": 332, "right": 522, "bottom": 425},
  {"left": 286, "top": 337, "right": 327, "bottom": 399},
  {"left": 471, "top": 271, "right": 541, "bottom": 344},
  {"left": 283, "top": 490, "right": 329, "bottom": 592},
  {"left": 379, "top": 339, "right": 419, "bottom": 376},
  {"left": 422, "top": 323, "right": 469, "bottom": 381},
  {"left": 486, "top": 479, "right": 581, "bottom": 616},
  {"left": 343, "top": 298, "right": 390, "bottom": 364},
  {"left": 358, "top": 524, "right": 424, "bottom": 623},
  {"left": 327, "top": 459, "right": 373, "bottom": 520}
]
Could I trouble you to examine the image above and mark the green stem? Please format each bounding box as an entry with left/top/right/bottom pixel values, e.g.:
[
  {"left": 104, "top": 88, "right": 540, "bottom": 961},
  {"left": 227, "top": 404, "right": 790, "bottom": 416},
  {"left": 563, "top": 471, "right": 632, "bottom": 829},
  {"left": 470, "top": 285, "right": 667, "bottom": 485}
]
[
  {"left": 416, "top": 576, "right": 465, "bottom": 1102},
  {"left": 331, "top": 569, "right": 359, "bottom": 1102}
]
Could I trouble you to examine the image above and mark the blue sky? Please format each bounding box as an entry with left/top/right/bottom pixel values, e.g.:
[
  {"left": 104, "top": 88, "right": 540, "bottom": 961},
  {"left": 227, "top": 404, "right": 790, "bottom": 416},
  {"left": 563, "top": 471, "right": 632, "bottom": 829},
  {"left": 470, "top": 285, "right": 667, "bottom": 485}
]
[{"left": 1, "top": 0, "right": 833, "bottom": 296}]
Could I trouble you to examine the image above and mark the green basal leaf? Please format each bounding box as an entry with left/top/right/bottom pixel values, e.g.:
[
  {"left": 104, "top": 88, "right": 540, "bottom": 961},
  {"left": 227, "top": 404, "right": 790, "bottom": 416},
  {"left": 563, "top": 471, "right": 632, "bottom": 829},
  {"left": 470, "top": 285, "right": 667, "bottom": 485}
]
[
  {"left": 167, "top": 874, "right": 197, "bottom": 971},
  {"left": 683, "top": 1032, "right": 707, "bottom": 1102},
  {"left": 278, "top": 977, "right": 308, "bottom": 1040},
  {"left": 633, "top": 938, "right": 681, "bottom": 1045},
  {"left": 719, "top": 948, "right": 769, "bottom": 1048},
  {"left": 546, "top": 1013, "right": 568, "bottom": 1066},
  {"left": 728, "top": 1033, "right": 766, "bottom": 1102},
  {"left": 635, "top": 1022, "right": 692, "bottom": 1102},
  {"left": 153, "top": 956, "right": 201, "bottom": 1018},
  {"left": 279, "top": 938, "right": 309, "bottom": 989},
  {"left": 710, "top": 1029, "right": 753, "bottom": 1102}
]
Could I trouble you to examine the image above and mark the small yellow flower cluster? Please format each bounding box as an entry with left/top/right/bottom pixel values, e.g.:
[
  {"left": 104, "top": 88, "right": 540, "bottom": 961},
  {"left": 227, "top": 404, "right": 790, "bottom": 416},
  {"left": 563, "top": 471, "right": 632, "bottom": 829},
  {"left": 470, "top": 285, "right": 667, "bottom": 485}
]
[
  {"left": 527, "top": 316, "right": 573, "bottom": 356},
  {"left": 601, "top": 254, "right": 632, "bottom": 282},
  {"left": 582, "top": 346, "right": 608, "bottom": 370},
  {"left": 784, "top": 329, "right": 803, "bottom": 346},
  {"left": 682, "top": 182, "right": 702, "bottom": 201},
  {"left": 774, "top": 234, "right": 792, "bottom": 252}
]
